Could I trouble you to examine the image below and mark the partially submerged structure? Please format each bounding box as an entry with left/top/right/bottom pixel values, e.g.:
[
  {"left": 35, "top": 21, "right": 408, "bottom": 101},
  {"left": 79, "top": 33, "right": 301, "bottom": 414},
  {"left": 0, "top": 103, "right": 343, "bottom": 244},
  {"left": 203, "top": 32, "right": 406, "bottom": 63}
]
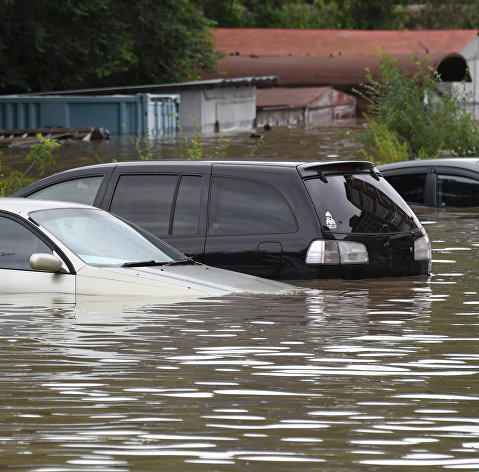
[
  {"left": 256, "top": 87, "right": 355, "bottom": 127},
  {"left": 209, "top": 28, "right": 478, "bottom": 117},
  {"left": 0, "top": 77, "right": 277, "bottom": 137},
  {"left": 0, "top": 93, "right": 179, "bottom": 138}
]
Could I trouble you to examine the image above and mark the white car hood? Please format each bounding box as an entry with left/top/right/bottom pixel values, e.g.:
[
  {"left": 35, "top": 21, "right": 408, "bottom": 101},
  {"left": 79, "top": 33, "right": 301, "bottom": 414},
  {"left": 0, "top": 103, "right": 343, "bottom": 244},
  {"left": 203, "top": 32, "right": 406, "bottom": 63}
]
[{"left": 76, "top": 263, "right": 296, "bottom": 298}]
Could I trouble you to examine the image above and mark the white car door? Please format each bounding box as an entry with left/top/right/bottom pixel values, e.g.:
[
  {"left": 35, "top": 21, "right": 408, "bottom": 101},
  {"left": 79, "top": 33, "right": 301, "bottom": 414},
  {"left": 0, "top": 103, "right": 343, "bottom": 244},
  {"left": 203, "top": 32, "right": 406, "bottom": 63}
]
[{"left": 0, "top": 214, "right": 75, "bottom": 296}]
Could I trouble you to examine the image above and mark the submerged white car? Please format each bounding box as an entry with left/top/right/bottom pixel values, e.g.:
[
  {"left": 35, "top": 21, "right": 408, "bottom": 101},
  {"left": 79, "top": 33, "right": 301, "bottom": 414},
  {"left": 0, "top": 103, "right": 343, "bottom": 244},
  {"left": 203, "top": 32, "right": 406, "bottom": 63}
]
[{"left": 0, "top": 198, "right": 295, "bottom": 301}]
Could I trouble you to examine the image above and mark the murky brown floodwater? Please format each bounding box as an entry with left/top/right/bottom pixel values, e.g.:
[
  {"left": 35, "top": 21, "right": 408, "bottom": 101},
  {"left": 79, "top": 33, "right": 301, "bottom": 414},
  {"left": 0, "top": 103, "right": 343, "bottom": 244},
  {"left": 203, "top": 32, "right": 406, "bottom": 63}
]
[{"left": 2, "top": 125, "right": 479, "bottom": 471}]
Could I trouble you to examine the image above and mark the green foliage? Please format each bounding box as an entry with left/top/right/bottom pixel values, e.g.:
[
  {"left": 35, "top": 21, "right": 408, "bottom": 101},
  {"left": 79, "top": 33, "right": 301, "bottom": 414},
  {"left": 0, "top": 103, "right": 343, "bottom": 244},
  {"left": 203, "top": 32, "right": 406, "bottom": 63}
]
[
  {"left": 249, "top": 135, "right": 264, "bottom": 157},
  {"left": 198, "top": 0, "right": 479, "bottom": 30},
  {"left": 356, "top": 50, "right": 479, "bottom": 162},
  {"left": 177, "top": 115, "right": 230, "bottom": 160},
  {"left": 199, "top": 0, "right": 403, "bottom": 29},
  {"left": 0, "top": 135, "right": 59, "bottom": 196},
  {"left": 25, "top": 134, "right": 59, "bottom": 173},
  {"left": 360, "top": 119, "right": 421, "bottom": 165},
  {"left": 397, "top": 0, "right": 479, "bottom": 29},
  {"left": 0, "top": 0, "right": 219, "bottom": 93},
  {"left": 130, "top": 130, "right": 153, "bottom": 161}
]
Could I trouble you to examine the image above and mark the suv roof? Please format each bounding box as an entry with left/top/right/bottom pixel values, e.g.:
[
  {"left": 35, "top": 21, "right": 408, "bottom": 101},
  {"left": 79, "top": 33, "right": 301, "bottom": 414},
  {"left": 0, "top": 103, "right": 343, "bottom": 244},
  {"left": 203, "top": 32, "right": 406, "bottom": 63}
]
[{"left": 48, "top": 159, "right": 375, "bottom": 177}]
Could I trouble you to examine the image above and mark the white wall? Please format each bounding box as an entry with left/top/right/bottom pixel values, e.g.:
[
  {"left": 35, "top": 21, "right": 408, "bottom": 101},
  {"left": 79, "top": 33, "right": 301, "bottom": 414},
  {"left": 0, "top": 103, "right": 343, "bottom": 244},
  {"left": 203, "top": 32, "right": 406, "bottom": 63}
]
[
  {"left": 178, "top": 86, "right": 257, "bottom": 134},
  {"left": 460, "top": 35, "right": 479, "bottom": 120}
]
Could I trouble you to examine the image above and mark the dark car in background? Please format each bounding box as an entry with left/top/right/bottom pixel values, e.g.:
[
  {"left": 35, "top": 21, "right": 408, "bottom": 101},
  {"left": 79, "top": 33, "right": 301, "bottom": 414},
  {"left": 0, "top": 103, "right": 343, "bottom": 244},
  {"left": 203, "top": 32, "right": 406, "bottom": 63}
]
[
  {"left": 378, "top": 158, "right": 479, "bottom": 208},
  {"left": 12, "top": 160, "right": 431, "bottom": 280}
]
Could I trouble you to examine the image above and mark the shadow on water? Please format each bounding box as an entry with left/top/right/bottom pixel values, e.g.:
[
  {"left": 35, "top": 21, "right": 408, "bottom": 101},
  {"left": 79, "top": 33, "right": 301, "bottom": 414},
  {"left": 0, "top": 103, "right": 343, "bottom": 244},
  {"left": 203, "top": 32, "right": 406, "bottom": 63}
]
[{"left": 3, "top": 127, "right": 479, "bottom": 471}]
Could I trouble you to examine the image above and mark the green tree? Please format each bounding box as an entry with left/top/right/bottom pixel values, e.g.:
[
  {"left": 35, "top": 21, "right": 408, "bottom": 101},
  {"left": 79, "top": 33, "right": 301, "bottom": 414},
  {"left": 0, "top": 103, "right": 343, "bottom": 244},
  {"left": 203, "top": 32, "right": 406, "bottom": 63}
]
[
  {"left": 198, "top": 0, "right": 400, "bottom": 29},
  {"left": 397, "top": 0, "right": 479, "bottom": 30},
  {"left": 0, "top": 0, "right": 218, "bottom": 93},
  {"left": 198, "top": 0, "right": 478, "bottom": 30},
  {"left": 357, "top": 51, "right": 479, "bottom": 163}
]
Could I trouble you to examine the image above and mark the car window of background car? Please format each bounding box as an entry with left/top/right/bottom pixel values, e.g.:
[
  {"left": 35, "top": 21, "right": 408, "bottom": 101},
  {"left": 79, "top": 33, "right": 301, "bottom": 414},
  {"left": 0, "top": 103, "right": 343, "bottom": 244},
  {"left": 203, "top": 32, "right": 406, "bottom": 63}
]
[
  {"left": 304, "top": 174, "right": 420, "bottom": 233},
  {"left": 208, "top": 176, "right": 297, "bottom": 236},
  {"left": 0, "top": 216, "right": 51, "bottom": 270},
  {"left": 382, "top": 173, "right": 427, "bottom": 205},
  {"left": 437, "top": 174, "right": 479, "bottom": 207},
  {"left": 26, "top": 177, "right": 104, "bottom": 205},
  {"left": 109, "top": 174, "right": 203, "bottom": 237}
]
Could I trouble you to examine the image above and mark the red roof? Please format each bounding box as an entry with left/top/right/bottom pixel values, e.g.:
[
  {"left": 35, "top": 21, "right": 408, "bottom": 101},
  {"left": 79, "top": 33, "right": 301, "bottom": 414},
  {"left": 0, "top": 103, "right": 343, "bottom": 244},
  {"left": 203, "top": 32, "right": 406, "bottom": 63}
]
[
  {"left": 213, "top": 28, "right": 478, "bottom": 56},
  {"left": 205, "top": 29, "right": 474, "bottom": 88},
  {"left": 205, "top": 52, "right": 466, "bottom": 88}
]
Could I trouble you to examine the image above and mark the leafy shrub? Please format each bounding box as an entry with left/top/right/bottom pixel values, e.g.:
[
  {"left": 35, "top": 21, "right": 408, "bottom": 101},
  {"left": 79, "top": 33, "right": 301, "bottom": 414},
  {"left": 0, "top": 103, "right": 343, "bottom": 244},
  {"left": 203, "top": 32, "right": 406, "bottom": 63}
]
[
  {"left": 0, "top": 135, "right": 59, "bottom": 196},
  {"left": 357, "top": 49, "right": 479, "bottom": 162}
]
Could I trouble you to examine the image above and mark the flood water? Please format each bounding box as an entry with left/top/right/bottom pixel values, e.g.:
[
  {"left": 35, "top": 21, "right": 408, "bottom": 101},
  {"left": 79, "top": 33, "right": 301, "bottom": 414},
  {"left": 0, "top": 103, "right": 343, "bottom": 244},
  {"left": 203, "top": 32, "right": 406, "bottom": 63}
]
[{"left": 2, "top": 126, "right": 479, "bottom": 471}]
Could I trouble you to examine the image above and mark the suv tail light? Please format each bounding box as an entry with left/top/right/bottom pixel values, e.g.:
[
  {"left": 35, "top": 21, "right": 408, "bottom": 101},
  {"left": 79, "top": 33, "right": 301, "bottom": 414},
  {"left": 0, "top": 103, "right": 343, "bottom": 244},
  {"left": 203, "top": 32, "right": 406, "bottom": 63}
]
[
  {"left": 414, "top": 234, "right": 431, "bottom": 261},
  {"left": 306, "top": 240, "right": 369, "bottom": 265}
]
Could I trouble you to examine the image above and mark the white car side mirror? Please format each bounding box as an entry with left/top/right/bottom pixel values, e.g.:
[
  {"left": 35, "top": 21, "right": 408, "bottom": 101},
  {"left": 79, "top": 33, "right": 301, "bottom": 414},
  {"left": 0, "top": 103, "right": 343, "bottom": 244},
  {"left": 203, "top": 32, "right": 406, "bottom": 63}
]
[{"left": 30, "top": 253, "right": 66, "bottom": 273}]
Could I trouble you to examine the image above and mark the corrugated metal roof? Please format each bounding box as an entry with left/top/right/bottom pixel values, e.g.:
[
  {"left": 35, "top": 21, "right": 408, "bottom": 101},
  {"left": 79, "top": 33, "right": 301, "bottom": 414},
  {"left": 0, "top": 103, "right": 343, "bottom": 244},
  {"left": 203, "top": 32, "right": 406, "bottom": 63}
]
[
  {"left": 213, "top": 28, "right": 478, "bottom": 56},
  {"left": 257, "top": 86, "right": 354, "bottom": 108}
]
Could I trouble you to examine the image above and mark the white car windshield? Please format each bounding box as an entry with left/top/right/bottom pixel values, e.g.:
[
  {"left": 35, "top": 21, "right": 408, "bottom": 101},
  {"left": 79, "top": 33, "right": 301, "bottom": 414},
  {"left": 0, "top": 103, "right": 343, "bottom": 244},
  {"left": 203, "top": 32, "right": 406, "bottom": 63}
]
[{"left": 30, "top": 208, "right": 185, "bottom": 267}]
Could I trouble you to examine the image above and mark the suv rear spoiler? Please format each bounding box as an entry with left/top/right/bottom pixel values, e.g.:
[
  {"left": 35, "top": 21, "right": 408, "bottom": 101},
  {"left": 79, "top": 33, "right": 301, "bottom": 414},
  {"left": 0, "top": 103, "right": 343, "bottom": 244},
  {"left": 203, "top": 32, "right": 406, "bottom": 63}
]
[{"left": 298, "top": 161, "right": 380, "bottom": 181}]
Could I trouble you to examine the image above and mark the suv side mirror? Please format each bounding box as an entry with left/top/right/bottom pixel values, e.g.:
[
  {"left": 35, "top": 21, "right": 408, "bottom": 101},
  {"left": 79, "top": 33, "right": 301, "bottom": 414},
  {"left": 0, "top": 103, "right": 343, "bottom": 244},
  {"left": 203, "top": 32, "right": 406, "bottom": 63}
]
[{"left": 30, "top": 253, "right": 66, "bottom": 273}]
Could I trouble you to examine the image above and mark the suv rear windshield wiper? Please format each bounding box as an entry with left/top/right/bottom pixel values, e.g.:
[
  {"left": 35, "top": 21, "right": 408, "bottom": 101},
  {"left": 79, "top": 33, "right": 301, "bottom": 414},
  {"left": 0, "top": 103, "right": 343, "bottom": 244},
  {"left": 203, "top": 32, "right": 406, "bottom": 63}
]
[{"left": 121, "top": 258, "right": 197, "bottom": 268}]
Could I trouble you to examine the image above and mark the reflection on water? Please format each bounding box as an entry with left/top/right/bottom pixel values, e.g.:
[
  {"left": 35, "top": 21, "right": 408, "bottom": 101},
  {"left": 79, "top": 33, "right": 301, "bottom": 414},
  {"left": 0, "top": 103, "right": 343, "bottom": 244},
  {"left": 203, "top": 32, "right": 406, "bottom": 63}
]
[{"left": 3, "top": 131, "right": 479, "bottom": 471}]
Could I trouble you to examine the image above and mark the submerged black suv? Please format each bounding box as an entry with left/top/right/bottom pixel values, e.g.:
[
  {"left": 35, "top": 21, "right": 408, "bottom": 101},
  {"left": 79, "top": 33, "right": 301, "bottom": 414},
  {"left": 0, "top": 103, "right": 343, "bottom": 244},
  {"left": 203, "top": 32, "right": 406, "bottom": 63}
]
[{"left": 12, "top": 160, "right": 431, "bottom": 280}]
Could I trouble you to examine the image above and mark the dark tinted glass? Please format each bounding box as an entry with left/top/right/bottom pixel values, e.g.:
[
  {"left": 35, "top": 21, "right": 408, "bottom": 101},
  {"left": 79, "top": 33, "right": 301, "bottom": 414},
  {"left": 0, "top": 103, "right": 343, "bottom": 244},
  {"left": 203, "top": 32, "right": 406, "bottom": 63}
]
[
  {"left": 437, "top": 174, "right": 479, "bottom": 207},
  {"left": 304, "top": 174, "right": 420, "bottom": 234},
  {"left": 385, "top": 173, "right": 427, "bottom": 205},
  {"left": 0, "top": 217, "right": 51, "bottom": 270},
  {"left": 27, "top": 176, "right": 104, "bottom": 205},
  {"left": 110, "top": 174, "right": 177, "bottom": 235},
  {"left": 172, "top": 176, "right": 202, "bottom": 235},
  {"left": 209, "top": 177, "right": 297, "bottom": 235}
]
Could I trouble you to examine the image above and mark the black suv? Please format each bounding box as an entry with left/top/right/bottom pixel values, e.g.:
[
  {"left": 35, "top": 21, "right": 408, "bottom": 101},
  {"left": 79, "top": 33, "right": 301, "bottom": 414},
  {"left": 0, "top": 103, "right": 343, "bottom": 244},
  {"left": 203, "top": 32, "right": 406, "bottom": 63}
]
[{"left": 12, "top": 160, "right": 431, "bottom": 280}]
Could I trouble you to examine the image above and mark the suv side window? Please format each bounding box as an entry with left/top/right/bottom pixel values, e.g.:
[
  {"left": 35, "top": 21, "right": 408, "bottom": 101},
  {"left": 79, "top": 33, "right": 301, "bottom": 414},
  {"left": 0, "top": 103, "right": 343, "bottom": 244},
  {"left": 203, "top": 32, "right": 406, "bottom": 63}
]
[
  {"left": 385, "top": 173, "right": 427, "bottom": 205},
  {"left": 437, "top": 174, "right": 479, "bottom": 207},
  {"left": 0, "top": 216, "right": 51, "bottom": 270},
  {"left": 208, "top": 176, "right": 297, "bottom": 235},
  {"left": 26, "top": 176, "right": 103, "bottom": 205},
  {"left": 110, "top": 174, "right": 203, "bottom": 236}
]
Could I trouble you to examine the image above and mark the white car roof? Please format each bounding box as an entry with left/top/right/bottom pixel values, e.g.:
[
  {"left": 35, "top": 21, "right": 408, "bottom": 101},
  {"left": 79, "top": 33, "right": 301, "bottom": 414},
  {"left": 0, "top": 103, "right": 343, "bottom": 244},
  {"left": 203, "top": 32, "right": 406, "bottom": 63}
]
[{"left": 0, "top": 197, "right": 95, "bottom": 216}]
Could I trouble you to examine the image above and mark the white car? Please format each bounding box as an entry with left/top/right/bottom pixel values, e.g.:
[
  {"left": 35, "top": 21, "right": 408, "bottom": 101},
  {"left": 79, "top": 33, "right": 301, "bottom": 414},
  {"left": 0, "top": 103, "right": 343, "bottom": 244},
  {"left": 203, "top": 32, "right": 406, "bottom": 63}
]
[{"left": 0, "top": 198, "right": 296, "bottom": 302}]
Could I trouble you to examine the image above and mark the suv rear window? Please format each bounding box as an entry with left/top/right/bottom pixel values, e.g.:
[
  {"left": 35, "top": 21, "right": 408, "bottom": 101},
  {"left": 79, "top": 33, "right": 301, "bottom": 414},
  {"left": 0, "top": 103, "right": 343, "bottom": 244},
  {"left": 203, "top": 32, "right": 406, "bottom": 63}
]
[{"left": 304, "top": 174, "right": 420, "bottom": 233}]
